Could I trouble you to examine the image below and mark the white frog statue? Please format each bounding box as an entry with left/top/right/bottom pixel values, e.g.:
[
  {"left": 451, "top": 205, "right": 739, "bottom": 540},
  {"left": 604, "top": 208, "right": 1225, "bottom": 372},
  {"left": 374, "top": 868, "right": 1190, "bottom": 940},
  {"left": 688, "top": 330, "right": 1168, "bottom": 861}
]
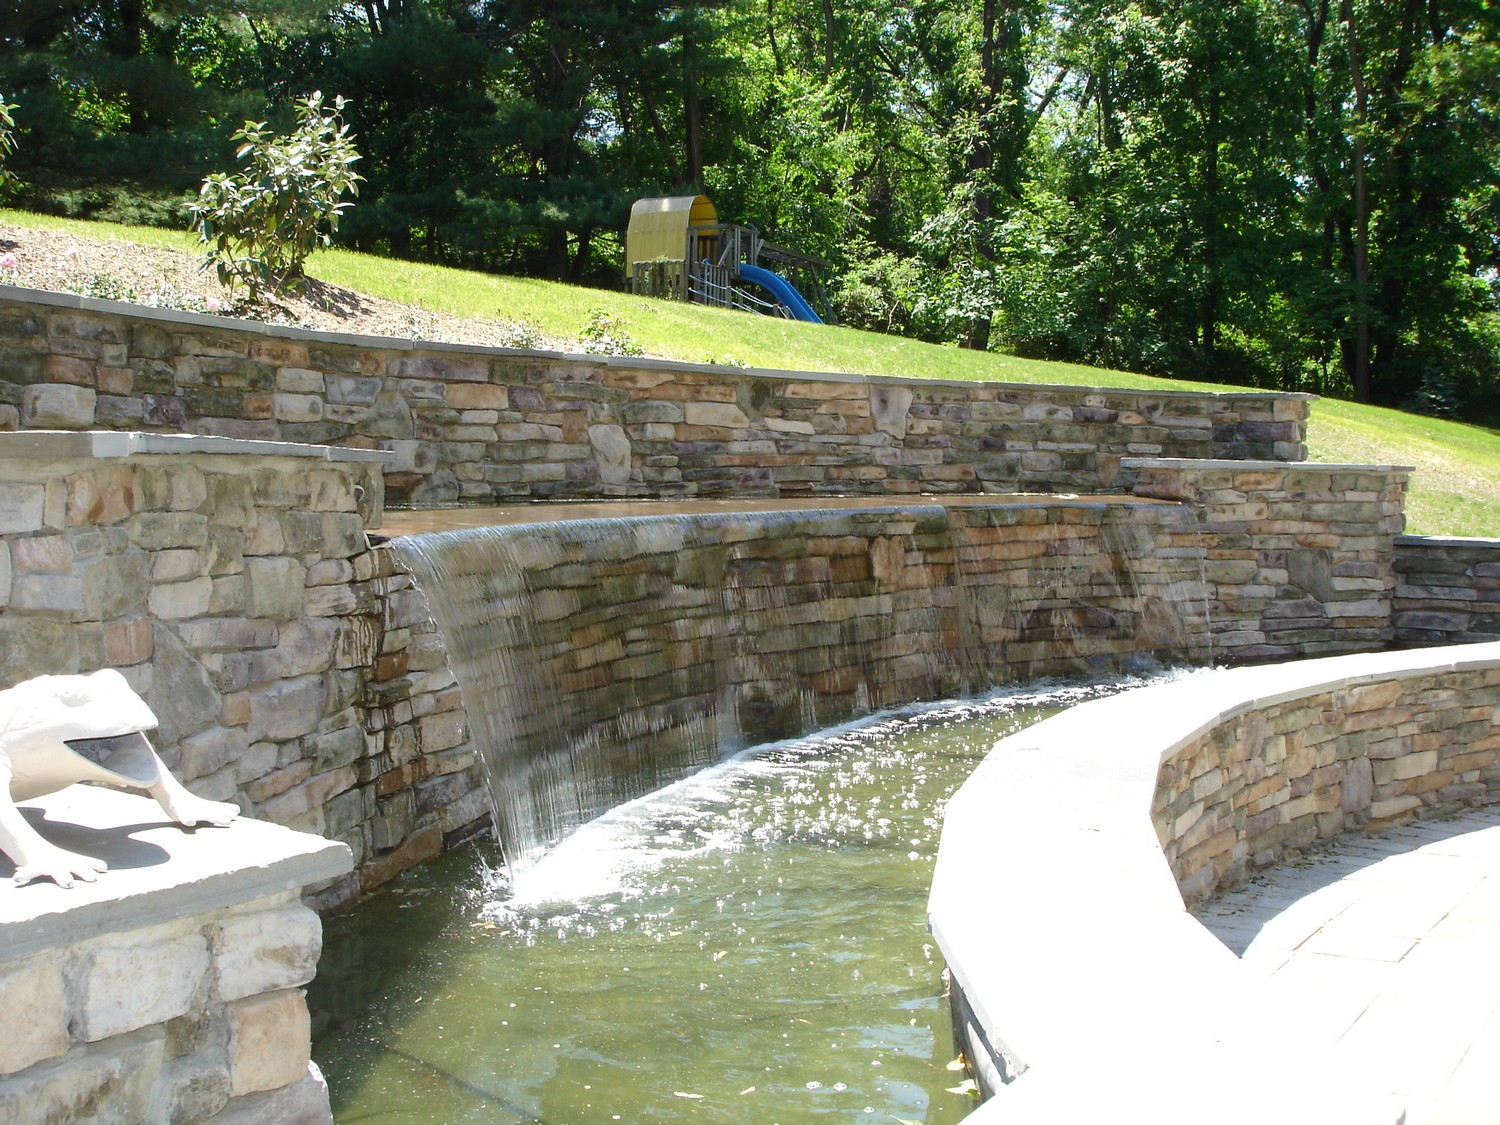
[{"left": 0, "top": 669, "right": 239, "bottom": 888}]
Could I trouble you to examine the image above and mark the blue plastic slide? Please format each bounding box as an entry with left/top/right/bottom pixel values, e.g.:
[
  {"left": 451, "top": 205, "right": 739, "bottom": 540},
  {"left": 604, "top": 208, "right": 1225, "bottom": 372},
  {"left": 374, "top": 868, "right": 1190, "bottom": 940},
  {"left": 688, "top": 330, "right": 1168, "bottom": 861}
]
[{"left": 738, "top": 263, "right": 823, "bottom": 323}]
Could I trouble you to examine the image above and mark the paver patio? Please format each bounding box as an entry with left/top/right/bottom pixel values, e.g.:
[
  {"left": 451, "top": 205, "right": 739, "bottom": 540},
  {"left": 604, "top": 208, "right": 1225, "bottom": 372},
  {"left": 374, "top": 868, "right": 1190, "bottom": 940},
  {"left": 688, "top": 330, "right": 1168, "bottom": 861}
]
[{"left": 1196, "top": 805, "right": 1500, "bottom": 1124}]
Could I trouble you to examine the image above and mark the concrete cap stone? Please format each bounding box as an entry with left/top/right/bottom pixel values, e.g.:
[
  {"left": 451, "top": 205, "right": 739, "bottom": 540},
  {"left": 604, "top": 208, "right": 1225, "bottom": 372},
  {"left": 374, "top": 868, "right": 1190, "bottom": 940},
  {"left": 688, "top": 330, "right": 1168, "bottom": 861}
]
[
  {"left": 0, "top": 430, "right": 390, "bottom": 462},
  {"left": 0, "top": 787, "right": 351, "bottom": 961}
]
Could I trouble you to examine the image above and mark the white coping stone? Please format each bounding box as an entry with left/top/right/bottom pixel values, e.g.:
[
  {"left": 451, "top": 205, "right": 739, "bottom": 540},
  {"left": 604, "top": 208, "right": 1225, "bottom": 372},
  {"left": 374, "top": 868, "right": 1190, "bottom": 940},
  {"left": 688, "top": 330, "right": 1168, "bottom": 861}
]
[
  {"left": 0, "top": 786, "right": 351, "bottom": 963},
  {"left": 0, "top": 430, "right": 390, "bottom": 462},
  {"left": 1396, "top": 533, "right": 1500, "bottom": 547},
  {"left": 929, "top": 640, "right": 1500, "bottom": 1125},
  {"left": 1122, "top": 456, "right": 1416, "bottom": 473}
]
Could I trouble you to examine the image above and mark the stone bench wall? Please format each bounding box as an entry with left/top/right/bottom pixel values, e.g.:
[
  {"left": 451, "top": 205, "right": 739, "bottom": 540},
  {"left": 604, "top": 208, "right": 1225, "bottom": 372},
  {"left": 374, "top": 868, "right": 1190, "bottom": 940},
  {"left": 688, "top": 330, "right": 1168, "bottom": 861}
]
[
  {"left": 1127, "top": 458, "right": 1411, "bottom": 663},
  {"left": 1392, "top": 535, "right": 1500, "bottom": 645},
  {"left": 0, "top": 433, "right": 486, "bottom": 910},
  {"left": 928, "top": 643, "right": 1500, "bottom": 1123},
  {"left": 0, "top": 287, "right": 1310, "bottom": 506},
  {"left": 1154, "top": 658, "right": 1500, "bottom": 909}
]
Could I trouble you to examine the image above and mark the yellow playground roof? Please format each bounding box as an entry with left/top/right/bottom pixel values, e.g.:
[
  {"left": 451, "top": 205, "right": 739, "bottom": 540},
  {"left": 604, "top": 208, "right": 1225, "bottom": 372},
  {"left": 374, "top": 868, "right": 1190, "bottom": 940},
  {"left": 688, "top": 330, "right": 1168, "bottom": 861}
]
[{"left": 625, "top": 195, "right": 718, "bottom": 278}]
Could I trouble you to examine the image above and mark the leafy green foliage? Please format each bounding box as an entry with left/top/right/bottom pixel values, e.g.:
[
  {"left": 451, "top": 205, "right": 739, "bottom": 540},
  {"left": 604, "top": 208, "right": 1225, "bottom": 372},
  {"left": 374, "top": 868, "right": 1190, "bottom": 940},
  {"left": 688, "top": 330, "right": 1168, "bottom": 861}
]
[
  {"left": 0, "top": 98, "right": 16, "bottom": 194},
  {"left": 2, "top": 0, "right": 1497, "bottom": 417},
  {"left": 192, "top": 92, "right": 361, "bottom": 301}
]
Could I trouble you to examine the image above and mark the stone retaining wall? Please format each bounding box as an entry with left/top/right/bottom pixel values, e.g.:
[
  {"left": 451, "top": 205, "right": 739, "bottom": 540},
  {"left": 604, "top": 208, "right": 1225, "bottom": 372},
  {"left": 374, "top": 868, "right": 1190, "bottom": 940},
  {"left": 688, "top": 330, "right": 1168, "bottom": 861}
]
[
  {"left": 0, "top": 287, "right": 1310, "bottom": 505},
  {"left": 0, "top": 786, "right": 350, "bottom": 1123},
  {"left": 928, "top": 642, "right": 1500, "bottom": 1123},
  {"left": 0, "top": 432, "right": 486, "bottom": 911},
  {"left": 1127, "top": 458, "right": 1411, "bottom": 662},
  {"left": 1392, "top": 535, "right": 1500, "bottom": 645}
]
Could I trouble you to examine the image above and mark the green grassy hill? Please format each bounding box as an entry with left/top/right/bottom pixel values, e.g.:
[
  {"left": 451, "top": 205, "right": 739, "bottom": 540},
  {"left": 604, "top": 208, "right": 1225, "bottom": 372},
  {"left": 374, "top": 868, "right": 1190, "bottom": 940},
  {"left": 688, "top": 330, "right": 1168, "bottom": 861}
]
[{"left": 4, "top": 211, "right": 1496, "bottom": 536}]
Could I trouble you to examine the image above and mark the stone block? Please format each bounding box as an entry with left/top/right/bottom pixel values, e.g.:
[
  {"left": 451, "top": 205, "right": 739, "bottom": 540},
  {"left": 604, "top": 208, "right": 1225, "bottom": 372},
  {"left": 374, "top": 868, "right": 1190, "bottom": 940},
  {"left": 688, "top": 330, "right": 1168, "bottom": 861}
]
[
  {"left": 128, "top": 511, "right": 209, "bottom": 551},
  {"left": 150, "top": 548, "right": 203, "bottom": 583},
  {"left": 22, "top": 383, "right": 96, "bottom": 428},
  {"left": 207, "top": 1062, "right": 332, "bottom": 1125},
  {"left": 359, "top": 824, "right": 443, "bottom": 890},
  {"left": 0, "top": 1028, "right": 164, "bottom": 1125},
  {"left": 1339, "top": 756, "right": 1373, "bottom": 812},
  {"left": 75, "top": 927, "right": 209, "bottom": 1042},
  {"left": 215, "top": 903, "right": 323, "bottom": 1002},
  {"left": 246, "top": 675, "right": 328, "bottom": 744},
  {"left": 320, "top": 513, "right": 367, "bottom": 559},
  {"left": 226, "top": 990, "right": 311, "bottom": 1098},
  {"left": 245, "top": 557, "right": 307, "bottom": 620},
  {"left": 0, "top": 957, "right": 68, "bottom": 1074},
  {"left": 252, "top": 619, "right": 338, "bottom": 682},
  {"left": 149, "top": 576, "right": 215, "bottom": 620},
  {"left": 276, "top": 368, "right": 325, "bottom": 394},
  {"left": 11, "top": 534, "right": 73, "bottom": 573},
  {"left": 418, "top": 709, "right": 467, "bottom": 754},
  {"left": 1373, "top": 749, "right": 1439, "bottom": 784},
  {"left": 152, "top": 1061, "right": 232, "bottom": 1123},
  {"left": 1366, "top": 788, "right": 1421, "bottom": 818},
  {"left": 0, "top": 484, "right": 46, "bottom": 534},
  {"left": 256, "top": 766, "right": 355, "bottom": 824},
  {"left": 683, "top": 401, "right": 750, "bottom": 429},
  {"left": 179, "top": 724, "right": 250, "bottom": 781},
  {"left": 10, "top": 573, "right": 85, "bottom": 615}
]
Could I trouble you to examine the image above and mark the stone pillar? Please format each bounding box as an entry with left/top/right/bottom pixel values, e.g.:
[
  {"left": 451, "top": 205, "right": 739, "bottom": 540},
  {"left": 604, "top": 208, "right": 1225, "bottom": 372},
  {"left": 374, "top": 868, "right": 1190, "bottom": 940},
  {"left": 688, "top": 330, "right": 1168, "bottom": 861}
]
[
  {"left": 0, "top": 786, "right": 351, "bottom": 1123},
  {"left": 1126, "top": 458, "right": 1412, "bottom": 663}
]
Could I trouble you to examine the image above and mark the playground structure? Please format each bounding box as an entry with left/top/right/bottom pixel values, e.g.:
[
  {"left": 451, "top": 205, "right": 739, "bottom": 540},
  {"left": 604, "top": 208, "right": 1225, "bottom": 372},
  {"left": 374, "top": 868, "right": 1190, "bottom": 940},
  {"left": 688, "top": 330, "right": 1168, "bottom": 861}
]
[{"left": 625, "top": 195, "right": 833, "bottom": 324}]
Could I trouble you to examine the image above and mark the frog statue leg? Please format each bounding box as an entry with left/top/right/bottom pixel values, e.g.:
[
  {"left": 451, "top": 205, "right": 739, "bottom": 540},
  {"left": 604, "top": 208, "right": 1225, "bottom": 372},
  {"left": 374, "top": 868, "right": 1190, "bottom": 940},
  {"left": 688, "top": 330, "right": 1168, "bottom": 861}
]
[
  {"left": 0, "top": 751, "right": 109, "bottom": 888},
  {"left": 143, "top": 740, "right": 239, "bottom": 828}
]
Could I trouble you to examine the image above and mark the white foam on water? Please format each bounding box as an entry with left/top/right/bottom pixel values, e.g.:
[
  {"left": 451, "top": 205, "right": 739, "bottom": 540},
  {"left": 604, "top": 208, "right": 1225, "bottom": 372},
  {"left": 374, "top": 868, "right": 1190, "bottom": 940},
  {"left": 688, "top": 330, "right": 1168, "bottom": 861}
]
[{"left": 482, "top": 674, "right": 1200, "bottom": 917}]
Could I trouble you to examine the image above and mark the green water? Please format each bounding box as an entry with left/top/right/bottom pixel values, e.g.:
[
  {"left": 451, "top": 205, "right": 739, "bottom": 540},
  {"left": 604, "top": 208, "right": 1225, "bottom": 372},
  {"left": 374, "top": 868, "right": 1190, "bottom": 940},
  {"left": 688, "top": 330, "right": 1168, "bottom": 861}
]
[{"left": 310, "top": 682, "right": 1127, "bottom": 1124}]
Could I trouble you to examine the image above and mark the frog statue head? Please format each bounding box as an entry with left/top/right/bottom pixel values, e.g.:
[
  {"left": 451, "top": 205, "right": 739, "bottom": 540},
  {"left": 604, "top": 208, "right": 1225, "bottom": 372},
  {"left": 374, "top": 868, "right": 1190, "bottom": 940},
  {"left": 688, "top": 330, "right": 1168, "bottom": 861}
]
[{"left": 0, "top": 669, "right": 238, "bottom": 888}]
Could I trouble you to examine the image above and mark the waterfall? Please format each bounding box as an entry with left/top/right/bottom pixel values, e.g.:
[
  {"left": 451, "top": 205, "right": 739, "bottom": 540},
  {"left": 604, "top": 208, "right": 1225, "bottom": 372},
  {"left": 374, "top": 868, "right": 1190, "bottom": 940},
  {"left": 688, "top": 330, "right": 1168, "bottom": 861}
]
[{"left": 392, "top": 499, "right": 1212, "bottom": 874}]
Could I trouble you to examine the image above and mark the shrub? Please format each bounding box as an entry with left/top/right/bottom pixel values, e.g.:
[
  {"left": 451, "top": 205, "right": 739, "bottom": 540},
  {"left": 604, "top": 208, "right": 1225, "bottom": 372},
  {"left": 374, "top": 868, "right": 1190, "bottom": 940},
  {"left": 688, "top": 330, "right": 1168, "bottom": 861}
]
[
  {"left": 578, "top": 309, "right": 644, "bottom": 356},
  {"left": 192, "top": 92, "right": 361, "bottom": 303},
  {"left": 0, "top": 99, "right": 17, "bottom": 193}
]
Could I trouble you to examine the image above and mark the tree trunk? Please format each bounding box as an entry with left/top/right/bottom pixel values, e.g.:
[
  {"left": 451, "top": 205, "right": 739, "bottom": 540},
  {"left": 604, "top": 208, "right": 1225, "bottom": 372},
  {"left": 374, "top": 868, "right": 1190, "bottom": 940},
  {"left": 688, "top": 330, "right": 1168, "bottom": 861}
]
[
  {"left": 684, "top": 30, "right": 703, "bottom": 190},
  {"left": 962, "top": 0, "right": 1000, "bottom": 352},
  {"left": 1342, "top": 0, "right": 1371, "bottom": 403}
]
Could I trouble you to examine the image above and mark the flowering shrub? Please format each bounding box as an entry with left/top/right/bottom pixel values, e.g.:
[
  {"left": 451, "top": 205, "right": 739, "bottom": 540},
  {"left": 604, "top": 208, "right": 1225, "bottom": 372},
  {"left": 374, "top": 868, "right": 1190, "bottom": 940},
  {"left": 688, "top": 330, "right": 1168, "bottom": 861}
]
[
  {"left": 191, "top": 92, "right": 361, "bottom": 303},
  {"left": 578, "top": 309, "right": 644, "bottom": 356}
]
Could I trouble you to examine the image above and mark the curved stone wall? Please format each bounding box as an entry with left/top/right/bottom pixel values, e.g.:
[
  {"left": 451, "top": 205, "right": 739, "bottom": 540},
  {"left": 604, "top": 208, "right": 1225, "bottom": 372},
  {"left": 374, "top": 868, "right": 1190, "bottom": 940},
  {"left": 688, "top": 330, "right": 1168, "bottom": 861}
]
[{"left": 929, "top": 642, "right": 1500, "bottom": 1123}]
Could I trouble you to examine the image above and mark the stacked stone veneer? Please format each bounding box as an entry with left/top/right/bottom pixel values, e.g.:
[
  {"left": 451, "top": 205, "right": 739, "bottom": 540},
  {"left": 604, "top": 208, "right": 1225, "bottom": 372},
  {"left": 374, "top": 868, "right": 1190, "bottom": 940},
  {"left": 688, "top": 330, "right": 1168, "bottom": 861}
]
[
  {"left": 405, "top": 497, "right": 1210, "bottom": 861},
  {"left": 1127, "top": 458, "right": 1411, "bottom": 662},
  {"left": 929, "top": 643, "right": 1500, "bottom": 1123},
  {"left": 0, "top": 432, "right": 485, "bottom": 910},
  {"left": 1392, "top": 535, "right": 1500, "bottom": 645},
  {"left": 1155, "top": 655, "right": 1500, "bottom": 908},
  {"left": 0, "top": 287, "right": 1308, "bottom": 505}
]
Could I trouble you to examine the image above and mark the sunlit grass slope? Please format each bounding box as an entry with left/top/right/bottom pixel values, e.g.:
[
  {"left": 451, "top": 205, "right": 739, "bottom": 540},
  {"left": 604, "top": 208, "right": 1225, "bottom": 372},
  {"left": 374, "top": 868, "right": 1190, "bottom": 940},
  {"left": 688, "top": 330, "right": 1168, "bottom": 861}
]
[{"left": 6, "top": 211, "right": 1497, "bottom": 536}]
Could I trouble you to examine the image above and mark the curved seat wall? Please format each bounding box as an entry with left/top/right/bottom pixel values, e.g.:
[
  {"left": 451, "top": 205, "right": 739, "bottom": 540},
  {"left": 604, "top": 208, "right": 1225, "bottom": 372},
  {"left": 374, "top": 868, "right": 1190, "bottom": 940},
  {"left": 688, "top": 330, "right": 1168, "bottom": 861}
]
[{"left": 929, "top": 641, "right": 1500, "bottom": 1124}]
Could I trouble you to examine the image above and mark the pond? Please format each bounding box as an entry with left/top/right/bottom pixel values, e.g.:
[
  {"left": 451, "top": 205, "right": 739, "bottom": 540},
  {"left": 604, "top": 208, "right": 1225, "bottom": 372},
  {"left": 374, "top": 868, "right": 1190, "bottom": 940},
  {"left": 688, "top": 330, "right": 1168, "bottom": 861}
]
[{"left": 310, "top": 679, "right": 1137, "bottom": 1123}]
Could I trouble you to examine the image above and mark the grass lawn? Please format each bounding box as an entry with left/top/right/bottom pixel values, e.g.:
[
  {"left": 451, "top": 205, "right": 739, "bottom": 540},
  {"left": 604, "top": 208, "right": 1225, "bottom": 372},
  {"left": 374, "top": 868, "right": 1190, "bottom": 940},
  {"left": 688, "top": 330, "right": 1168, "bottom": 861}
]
[{"left": 5, "top": 211, "right": 1497, "bottom": 536}]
